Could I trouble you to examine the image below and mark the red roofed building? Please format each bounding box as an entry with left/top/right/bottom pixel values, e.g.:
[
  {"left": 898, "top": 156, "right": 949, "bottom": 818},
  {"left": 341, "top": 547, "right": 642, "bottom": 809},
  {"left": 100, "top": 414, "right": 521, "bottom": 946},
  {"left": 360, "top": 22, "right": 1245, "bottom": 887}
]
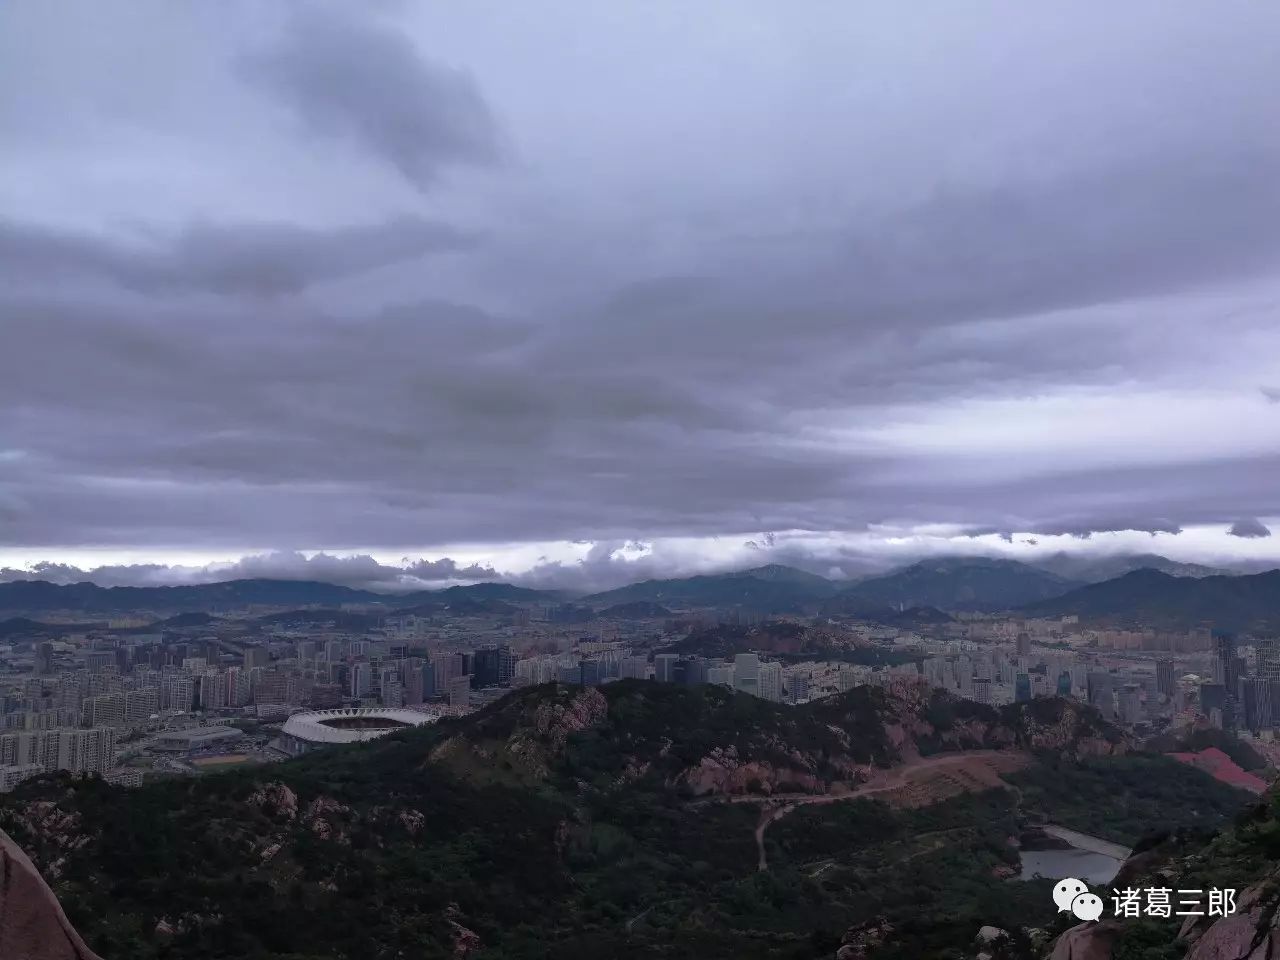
[{"left": 1167, "top": 747, "right": 1268, "bottom": 794}]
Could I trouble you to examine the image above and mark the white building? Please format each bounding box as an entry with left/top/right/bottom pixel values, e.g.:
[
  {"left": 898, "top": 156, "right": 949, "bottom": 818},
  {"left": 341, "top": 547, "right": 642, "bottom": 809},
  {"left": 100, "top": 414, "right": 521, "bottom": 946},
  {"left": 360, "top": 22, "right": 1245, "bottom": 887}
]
[
  {"left": 758, "top": 661, "right": 783, "bottom": 702},
  {"left": 733, "top": 654, "right": 760, "bottom": 696}
]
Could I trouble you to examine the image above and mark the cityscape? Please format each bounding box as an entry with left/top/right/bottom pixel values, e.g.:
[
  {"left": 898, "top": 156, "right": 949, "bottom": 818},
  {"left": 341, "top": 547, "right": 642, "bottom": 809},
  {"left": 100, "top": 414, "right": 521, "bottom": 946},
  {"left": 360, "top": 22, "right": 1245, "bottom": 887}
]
[
  {"left": 4, "top": 1, "right": 1280, "bottom": 958},
  {"left": 3, "top": 571, "right": 1278, "bottom": 798}
]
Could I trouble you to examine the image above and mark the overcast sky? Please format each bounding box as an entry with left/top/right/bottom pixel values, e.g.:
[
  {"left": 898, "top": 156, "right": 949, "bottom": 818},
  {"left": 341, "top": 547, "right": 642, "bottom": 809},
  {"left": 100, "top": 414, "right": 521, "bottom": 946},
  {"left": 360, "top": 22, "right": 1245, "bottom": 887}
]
[{"left": 3, "top": 1, "right": 1280, "bottom": 591}]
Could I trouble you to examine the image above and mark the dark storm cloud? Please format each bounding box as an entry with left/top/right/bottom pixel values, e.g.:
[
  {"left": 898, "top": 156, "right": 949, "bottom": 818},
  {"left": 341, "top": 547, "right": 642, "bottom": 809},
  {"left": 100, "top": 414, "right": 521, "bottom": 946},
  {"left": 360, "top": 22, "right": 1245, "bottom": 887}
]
[
  {"left": 1229, "top": 518, "right": 1273, "bottom": 539},
  {"left": 2, "top": 1, "right": 1280, "bottom": 582},
  {"left": 0, "top": 216, "right": 471, "bottom": 296},
  {"left": 239, "top": 4, "right": 502, "bottom": 189}
]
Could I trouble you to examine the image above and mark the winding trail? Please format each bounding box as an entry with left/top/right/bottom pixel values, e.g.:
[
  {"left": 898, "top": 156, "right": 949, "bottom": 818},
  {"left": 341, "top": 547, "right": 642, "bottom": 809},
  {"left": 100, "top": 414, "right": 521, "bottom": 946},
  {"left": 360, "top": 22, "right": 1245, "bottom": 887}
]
[{"left": 730, "top": 749, "right": 1031, "bottom": 871}]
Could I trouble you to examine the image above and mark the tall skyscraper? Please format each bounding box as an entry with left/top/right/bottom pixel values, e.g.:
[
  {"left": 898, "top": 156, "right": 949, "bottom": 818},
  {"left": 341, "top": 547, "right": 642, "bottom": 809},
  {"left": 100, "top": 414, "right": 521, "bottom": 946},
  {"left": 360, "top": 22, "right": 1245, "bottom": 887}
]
[
  {"left": 404, "top": 658, "right": 425, "bottom": 706},
  {"left": 350, "top": 662, "right": 372, "bottom": 699},
  {"left": 1258, "top": 639, "right": 1280, "bottom": 682},
  {"left": 1242, "top": 678, "right": 1274, "bottom": 732},
  {"left": 1156, "top": 660, "right": 1176, "bottom": 697}
]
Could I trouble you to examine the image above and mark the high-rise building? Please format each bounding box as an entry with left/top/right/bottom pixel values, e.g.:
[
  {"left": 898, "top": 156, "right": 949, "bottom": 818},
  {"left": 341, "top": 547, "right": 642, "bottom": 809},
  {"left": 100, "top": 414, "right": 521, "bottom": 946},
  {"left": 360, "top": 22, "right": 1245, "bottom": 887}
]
[
  {"left": 707, "top": 664, "right": 734, "bottom": 687},
  {"left": 0, "top": 727, "right": 116, "bottom": 777},
  {"left": 1016, "top": 633, "right": 1031, "bottom": 657},
  {"left": 199, "top": 671, "right": 227, "bottom": 710},
  {"left": 1056, "top": 671, "right": 1073, "bottom": 697},
  {"left": 1087, "top": 672, "right": 1115, "bottom": 717},
  {"left": 733, "top": 654, "right": 760, "bottom": 696},
  {"left": 1118, "top": 684, "right": 1143, "bottom": 724},
  {"left": 85, "top": 651, "right": 116, "bottom": 674},
  {"left": 225, "top": 667, "right": 252, "bottom": 707},
  {"left": 381, "top": 679, "right": 405, "bottom": 708},
  {"left": 253, "top": 669, "right": 294, "bottom": 705},
  {"left": 349, "top": 662, "right": 372, "bottom": 699},
  {"left": 653, "top": 654, "right": 680, "bottom": 684},
  {"left": 619, "top": 656, "right": 650, "bottom": 680},
  {"left": 82, "top": 693, "right": 126, "bottom": 728},
  {"left": 1213, "top": 633, "right": 1239, "bottom": 688},
  {"left": 1014, "top": 673, "right": 1032, "bottom": 702},
  {"left": 971, "top": 677, "right": 992, "bottom": 704},
  {"left": 124, "top": 688, "right": 159, "bottom": 725},
  {"left": 160, "top": 676, "right": 195, "bottom": 712},
  {"left": 1156, "top": 660, "right": 1176, "bottom": 697},
  {"left": 473, "top": 646, "right": 517, "bottom": 688},
  {"left": 404, "top": 658, "right": 425, "bottom": 706},
  {"left": 788, "top": 674, "right": 811, "bottom": 702},
  {"left": 1257, "top": 639, "right": 1280, "bottom": 682},
  {"left": 838, "top": 665, "right": 864, "bottom": 693},
  {"left": 448, "top": 674, "right": 471, "bottom": 707},
  {"left": 758, "top": 661, "right": 782, "bottom": 702},
  {"left": 579, "top": 659, "right": 603, "bottom": 687},
  {"left": 682, "top": 657, "right": 708, "bottom": 686},
  {"left": 1241, "top": 678, "right": 1274, "bottom": 732}
]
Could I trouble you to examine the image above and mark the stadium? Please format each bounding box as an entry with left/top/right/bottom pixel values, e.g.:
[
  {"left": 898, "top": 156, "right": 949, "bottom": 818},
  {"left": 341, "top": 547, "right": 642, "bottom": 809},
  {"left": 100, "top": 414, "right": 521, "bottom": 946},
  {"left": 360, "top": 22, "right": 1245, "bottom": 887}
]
[{"left": 279, "top": 706, "right": 439, "bottom": 755}]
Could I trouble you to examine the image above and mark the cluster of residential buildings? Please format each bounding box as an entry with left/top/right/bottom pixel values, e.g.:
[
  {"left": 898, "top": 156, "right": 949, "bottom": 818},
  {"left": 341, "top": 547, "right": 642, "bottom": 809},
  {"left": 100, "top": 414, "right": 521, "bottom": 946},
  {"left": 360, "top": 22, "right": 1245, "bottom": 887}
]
[{"left": 4, "top": 597, "right": 1277, "bottom": 796}]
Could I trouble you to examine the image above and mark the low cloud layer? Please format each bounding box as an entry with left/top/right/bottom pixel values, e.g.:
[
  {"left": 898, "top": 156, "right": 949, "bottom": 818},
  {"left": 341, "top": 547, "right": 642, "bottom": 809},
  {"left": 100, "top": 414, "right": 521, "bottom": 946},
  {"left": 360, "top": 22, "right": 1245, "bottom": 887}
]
[
  {"left": 1229, "top": 518, "right": 1273, "bottom": 539},
  {"left": 2, "top": 1, "right": 1279, "bottom": 574}
]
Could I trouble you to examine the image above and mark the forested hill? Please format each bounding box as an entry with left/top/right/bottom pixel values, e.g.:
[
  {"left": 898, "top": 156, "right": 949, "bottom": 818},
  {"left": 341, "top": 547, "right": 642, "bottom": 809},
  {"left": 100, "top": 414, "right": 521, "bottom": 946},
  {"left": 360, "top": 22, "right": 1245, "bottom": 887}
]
[
  {"left": 1022, "top": 568, "right": 1280, "bottom": 630},
  {"left": 0, "top": 680, "right": 1131, "bottom": 959}
]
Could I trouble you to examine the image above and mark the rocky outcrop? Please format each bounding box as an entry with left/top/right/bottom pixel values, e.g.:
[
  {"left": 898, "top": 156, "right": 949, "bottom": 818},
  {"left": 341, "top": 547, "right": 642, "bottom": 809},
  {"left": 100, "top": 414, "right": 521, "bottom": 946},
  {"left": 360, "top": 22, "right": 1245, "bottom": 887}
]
[
  {"left": 531, "top": 686, "right": 608, "bottom": 751},
  {"left": 1047, "top": 919, "right": 1126, "bottom": 960},
  {"left": 247, "top": 781, "right": 298, "bottom": 820},
  {"left": 445, "top": 902, "right": 481, "bottom": 958},
  {"left": 835, "top": 917, "right": 894, "bottom": 959},
  {"left": 0, "top": 829, "right": 101, "bottom": 960},
  {"left": 678, "top": 744, "right": 830, "bottom": 796}
]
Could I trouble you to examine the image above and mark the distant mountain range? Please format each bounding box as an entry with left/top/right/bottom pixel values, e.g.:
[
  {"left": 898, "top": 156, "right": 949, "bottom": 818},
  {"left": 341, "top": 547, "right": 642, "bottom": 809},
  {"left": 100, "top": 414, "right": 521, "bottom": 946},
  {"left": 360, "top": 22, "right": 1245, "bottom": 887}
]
[
  {"left": 0, "top": 578, "right": 556, "bottom": 616},
  {"left": 824, "top": 557, "right": 1082, "bottom": 613},
  {"left": 0, "top": 554, "right": 1274, "bottom": 624},
  {"left": 579, "top": 564, "right": 840, "bottom": 613},
  {"left": 1022, "top": 568, "right": 1280, "bottom": 631},
  {"left": 596, "top": 600, "right": 673, "bottom": 619},
  {"left": 1029, "top": 552, "right": 1229, "bottom": 583}
]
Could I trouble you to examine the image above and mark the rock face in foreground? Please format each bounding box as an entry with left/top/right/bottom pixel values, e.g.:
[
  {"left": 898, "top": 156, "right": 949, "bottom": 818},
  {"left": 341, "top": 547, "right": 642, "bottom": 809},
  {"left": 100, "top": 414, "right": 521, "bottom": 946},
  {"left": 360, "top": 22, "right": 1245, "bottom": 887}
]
[
  {"left": 0, "top": 829, "right": 101, "bottom": 960},
  {"left": 1047, "top": 920, "right": 1126, "bottom": 960}
]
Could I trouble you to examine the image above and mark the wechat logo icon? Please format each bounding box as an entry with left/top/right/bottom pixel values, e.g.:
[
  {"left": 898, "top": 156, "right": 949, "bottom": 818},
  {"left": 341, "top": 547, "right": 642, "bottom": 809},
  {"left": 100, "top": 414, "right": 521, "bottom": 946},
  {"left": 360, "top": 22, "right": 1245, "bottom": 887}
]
[{"left": 1053, "top": 878, "right": 1104, "bottom": 922}]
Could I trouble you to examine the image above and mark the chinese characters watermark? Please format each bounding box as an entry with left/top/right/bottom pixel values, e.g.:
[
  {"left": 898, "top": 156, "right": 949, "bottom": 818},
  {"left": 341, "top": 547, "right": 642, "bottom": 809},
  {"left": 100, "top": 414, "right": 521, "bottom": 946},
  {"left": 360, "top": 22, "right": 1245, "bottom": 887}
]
[{"left": 1052, "top": 878, "right": 1237, "bottom": 922}]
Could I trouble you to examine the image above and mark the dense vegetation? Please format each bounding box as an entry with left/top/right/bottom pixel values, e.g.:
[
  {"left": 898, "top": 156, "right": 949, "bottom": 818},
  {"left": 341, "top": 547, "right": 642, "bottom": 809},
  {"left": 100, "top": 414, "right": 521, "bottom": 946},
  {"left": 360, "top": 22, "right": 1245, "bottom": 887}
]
[
  {"left": 1006, "top": 753, "right": 1255, "bottom": 845},
  {"left": 1144, "top": 727, "right": 1270, "bottom": 771},
  {"left": 0, "top": 682, "right": 1259, "bottom": 959}
]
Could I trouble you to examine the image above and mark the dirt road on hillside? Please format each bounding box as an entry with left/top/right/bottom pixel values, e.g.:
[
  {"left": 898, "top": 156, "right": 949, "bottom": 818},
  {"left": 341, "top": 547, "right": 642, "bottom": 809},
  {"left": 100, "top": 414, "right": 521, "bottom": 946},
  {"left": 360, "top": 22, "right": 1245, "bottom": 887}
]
[{"left": 738, "top": 749, "right": 1030, "bottom": 871}]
